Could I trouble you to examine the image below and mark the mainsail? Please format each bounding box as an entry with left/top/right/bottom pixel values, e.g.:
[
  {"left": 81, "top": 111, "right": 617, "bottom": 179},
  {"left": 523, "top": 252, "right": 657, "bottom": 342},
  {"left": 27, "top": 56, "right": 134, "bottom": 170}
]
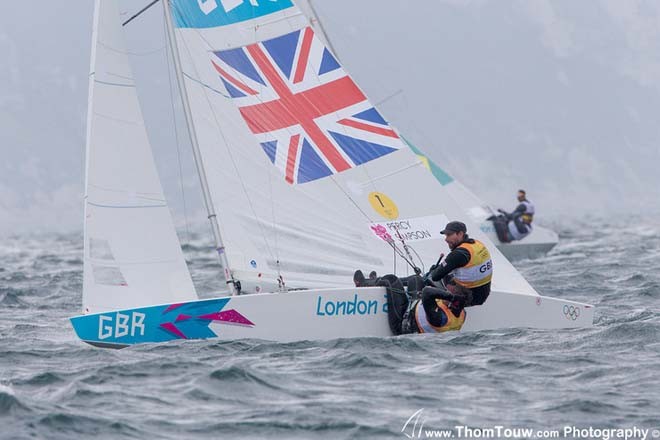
[
  {"left": 168, "top": 0, "right": 537, "bottom": 296},
  {"left": 82, "top": 0, "right": 197, "bottom": 313}
]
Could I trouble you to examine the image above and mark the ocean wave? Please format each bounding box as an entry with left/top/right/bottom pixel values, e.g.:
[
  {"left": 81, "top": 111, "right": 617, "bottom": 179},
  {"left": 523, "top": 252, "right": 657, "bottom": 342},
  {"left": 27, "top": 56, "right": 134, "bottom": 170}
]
[
  {"left": 1, "top": 216, "right": 660, "bottom": 437},
  {"left": 0, "top": 384, "right": 30, "bottom": 416}
]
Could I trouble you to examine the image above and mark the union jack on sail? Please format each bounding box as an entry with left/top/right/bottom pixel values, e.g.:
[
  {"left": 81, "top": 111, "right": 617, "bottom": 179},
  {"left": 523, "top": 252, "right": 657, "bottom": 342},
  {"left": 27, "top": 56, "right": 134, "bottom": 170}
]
[{"left": 211, "top": 27, "right": 402, "bottom": 184}]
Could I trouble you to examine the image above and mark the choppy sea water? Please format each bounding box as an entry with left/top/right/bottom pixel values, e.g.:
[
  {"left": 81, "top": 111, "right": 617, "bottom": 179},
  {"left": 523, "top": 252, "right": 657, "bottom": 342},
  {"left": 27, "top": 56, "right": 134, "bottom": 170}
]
[{"left": 1, "top": 216, "right": 659, "bottom": 439}]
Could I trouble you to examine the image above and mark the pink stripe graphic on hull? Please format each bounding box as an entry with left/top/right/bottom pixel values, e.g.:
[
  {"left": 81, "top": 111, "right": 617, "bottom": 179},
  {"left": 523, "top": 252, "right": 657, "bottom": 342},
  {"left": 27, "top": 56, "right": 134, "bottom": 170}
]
[
  {"left": 164, "top": 303, "right": 184, "bottom": 313},
  {"left": 160, "top": 322, "right": 187, "bottom": 339},
  {"left": 198, "top": 309, "right": 255, "bottom": 327},
  {"left": 175, "top": 314, "right": 192, "bottom": 322}
]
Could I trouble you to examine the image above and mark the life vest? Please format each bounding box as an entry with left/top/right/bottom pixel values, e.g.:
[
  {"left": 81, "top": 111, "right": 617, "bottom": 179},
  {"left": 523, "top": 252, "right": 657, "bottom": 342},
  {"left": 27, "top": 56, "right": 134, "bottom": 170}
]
[
  {"left": 520, "top": 200, "right": 535, "bottom": 224},
  {"left": 452, "top": 240, "right": 492, "bottom": 289},
  {"left": 415, "top": 299, "right": 465, "bottom": 333}
]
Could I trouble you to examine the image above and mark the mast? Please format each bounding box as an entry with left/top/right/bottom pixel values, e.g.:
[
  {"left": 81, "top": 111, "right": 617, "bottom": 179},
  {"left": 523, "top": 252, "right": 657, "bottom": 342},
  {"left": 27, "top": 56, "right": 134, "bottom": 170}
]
[{"left": 162, "top": 0, "right": 238, "bottom": 295}]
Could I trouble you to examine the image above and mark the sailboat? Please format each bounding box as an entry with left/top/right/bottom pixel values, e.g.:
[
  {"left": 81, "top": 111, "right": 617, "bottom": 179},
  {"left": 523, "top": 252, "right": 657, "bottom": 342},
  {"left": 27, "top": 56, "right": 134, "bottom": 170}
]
[
  {"left": 71, "top": 0, "right": 593, "bottom": 348},
  {"left": 405, "top": 139, "right": 560, "bottom": 260}
]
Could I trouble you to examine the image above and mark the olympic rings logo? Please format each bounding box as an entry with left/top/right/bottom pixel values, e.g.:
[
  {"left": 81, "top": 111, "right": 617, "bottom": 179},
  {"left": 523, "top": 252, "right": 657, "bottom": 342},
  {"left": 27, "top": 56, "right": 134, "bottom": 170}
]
[{"left": 563, "top": 305, "right": 580, "bottom": 320}]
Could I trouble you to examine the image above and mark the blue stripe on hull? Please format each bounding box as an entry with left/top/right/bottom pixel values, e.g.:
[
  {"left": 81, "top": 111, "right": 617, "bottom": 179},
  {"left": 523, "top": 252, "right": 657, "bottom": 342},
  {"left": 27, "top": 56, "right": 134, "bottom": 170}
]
[{"left": 70, "top": 297, "right": 253, "bottom": 347}]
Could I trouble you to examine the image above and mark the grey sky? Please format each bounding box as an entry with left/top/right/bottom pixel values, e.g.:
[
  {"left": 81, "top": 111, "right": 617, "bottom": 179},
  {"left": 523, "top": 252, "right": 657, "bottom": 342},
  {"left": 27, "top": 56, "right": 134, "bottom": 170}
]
[{"left": 1, "top": 0, "right": 659, "bottom": 236}]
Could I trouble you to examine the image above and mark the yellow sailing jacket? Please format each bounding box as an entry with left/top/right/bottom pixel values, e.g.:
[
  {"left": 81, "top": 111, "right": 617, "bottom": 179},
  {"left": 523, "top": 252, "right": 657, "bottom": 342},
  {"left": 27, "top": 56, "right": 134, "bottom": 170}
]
[
  {"left": 415, "top": 299, "right": 465, "bottom": 333},
  {"left": 452, "top": 240, "right": 492, "bottom": 289}
]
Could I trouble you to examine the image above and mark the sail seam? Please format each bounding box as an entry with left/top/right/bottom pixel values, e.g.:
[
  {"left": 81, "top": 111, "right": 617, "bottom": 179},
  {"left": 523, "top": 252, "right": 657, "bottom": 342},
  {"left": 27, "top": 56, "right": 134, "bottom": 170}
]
[
  {"left": 86, "top": 202, "right": 168, "bottom": 209},
  {"left": 92, "top": 111, "right": 144, "bottom": 126},
  {"left": 98, "top": 40, "right": 165, "bottom": 57},
  {"left": 94, "top": 79, "right": 136, "bottom": 88},
  {"left": 87, "top": 258, "right": 183, "bottom": 265},
  {"left": 105, "top": 71, "right": 136, "bottom": 82},
  {"left": 361, "top": 160, "right": 426, "bottom": 185},
  {"left": 86, "top": 185, "right": 164, "bottom": 198},
  {"left": 240, "top": 11, "right": 305, "bottom": 29},
  {"left": 182, "top": 72, "right": 229, "bottom": 97}
]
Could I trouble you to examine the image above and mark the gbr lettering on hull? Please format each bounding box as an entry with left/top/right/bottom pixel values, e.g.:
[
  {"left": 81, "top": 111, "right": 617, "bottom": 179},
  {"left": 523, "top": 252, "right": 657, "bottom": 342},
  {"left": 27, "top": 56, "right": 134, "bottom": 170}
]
[{"left": 98, "top": 312, "right": 146, "bottom": 340}]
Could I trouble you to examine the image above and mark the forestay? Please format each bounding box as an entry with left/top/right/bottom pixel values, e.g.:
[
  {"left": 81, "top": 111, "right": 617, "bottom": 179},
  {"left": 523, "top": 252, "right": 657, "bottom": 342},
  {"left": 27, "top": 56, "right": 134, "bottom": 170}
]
[
  {"left": 82, "top": 0, "right": 197, "bottom": 313},
  {"left": 167, "top": 0, "right": 537, "bottom": 296}
]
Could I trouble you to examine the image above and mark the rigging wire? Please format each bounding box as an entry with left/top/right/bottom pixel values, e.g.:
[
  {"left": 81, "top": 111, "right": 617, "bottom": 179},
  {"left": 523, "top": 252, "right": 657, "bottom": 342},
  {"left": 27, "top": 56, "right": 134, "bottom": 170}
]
[
  {"left": 395, "top": 228, "right": 422, "bottom": 274},
  {"left": 169, "top": 2, "right": 279, "bottom": 271},
  {"left": 286, "top": 7, "right": 426, "bottom": 275},
  {"left": 329, "top": 176, "right": 422, "bottom": 274},
  {"left": 374, "top": 89, "right": 404, "bottom": 107},
  {"left": 164, "top": 2, "right": 425, "bottom": 283},
  {"left": 409, "top": 244, "right": 425, "bottom": 274},
  {"left": 177, "top": 9, "right": 385, "bottom": 286},
  {"left": 267, "top": 161, "right": 284, "bottom": 290},
  {"left": 198, "top": 9, "right": 418, "bottom": 280},
  {"left": 169, "top": 4, "right": 318, "bottom": 289},
  {"left": 300, "top": 5, "right": 426, "bottom": 275},
  {"left": 122, "top": 0, "right": 160, "bottom": 27},
  {"left": 162, "top": 3, "right": 192, "bottom": 246}
]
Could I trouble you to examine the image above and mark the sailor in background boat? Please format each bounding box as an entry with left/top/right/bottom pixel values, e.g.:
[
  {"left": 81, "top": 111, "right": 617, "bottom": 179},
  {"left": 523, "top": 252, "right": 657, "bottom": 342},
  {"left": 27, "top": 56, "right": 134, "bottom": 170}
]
[{"left": 488, "top": 189, "right": 535, "bottom": 243}]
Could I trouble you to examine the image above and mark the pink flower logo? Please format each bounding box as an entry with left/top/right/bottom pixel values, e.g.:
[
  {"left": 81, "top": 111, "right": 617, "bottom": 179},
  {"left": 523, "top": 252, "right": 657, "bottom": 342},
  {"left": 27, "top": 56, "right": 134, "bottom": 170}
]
[{"left": 371, "top": 224, "right": 393, "bottom": 242}]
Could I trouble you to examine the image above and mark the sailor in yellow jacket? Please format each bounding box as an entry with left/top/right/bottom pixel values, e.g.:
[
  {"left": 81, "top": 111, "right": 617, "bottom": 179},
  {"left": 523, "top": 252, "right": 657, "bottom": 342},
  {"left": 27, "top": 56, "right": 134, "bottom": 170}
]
[
  {"left": 428, "top": 221, "right": 493, "bottom": 306},
  {"left": 398, "top": 221, "right": 493, "bottom": 334}
]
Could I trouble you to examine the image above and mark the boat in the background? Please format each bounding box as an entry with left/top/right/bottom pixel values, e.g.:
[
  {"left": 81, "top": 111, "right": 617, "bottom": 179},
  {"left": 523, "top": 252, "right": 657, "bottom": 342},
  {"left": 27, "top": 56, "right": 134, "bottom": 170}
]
[{"left": 405, "top": 139, "right": 559, "bottom": 260}]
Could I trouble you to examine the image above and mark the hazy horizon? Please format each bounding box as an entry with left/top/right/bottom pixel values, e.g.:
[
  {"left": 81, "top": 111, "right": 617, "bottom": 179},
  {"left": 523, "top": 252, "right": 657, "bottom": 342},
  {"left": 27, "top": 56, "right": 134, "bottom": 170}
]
[{"left": 2, "top": 0, "right": 660, "bottom": 236}]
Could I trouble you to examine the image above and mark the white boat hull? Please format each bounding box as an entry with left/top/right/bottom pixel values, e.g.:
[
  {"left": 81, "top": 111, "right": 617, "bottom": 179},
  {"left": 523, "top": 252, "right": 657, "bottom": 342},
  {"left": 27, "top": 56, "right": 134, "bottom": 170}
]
[
  {"left": 480, "top": 223, "right": 559, "bottom": 260},
  {"left": 70, "top": 286, "right": 593, "bottom": 348},
  {"left": 440, "top": 180, "right": 559, "bottom": 260}
]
